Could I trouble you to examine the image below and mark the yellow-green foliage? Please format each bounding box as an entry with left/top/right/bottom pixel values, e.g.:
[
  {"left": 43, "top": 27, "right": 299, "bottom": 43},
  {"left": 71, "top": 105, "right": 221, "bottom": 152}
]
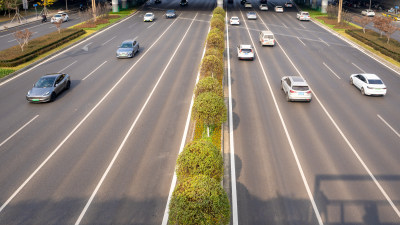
[
  {"left": 210, "top": 17, "right": 225, "bottom": 32},
  {"left": 37, "top": 0, "right": 56, "bottom": 7},
  {"left": 213, "top": 14, "right": 225, "bottom": 24},
  {"left": 192, "top": 92, "right": 227, "bottom": 127},
  {"left": 195, "top": 77, "right": 223, "bottom": 97},
  {"left": 200, "top": 55, "right": 223, "bottom": 80},
  {"left": 205, "top": 47, "right": 223, "bottom": 62},
  {"left": 213, "top": 7, "right": 225, "bottom": 16}
]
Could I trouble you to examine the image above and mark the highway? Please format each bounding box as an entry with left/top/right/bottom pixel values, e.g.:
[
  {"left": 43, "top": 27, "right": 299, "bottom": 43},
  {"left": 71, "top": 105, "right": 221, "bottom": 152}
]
[
  {"left": 0, "top": 0, "right": 212, "bottom": 224},
  {"left": 226, "top": 0, "right": 400, "bottom": 224}
]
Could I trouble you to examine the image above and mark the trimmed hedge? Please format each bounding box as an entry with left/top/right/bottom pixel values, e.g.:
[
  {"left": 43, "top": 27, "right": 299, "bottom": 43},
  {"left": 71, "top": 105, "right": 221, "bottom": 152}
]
[
  {"left": 0, "top": 28, "right": 85, "bottom": 67},
  {"left": 213, "top": 7, "right": 225, "bottom": 16},
  {"left": 205, "top": 47, "right": 223, "bottom": 62},
  {"left": 176, "top": 139, "right": 224, "bottom": 182},
  {"left": 192, "top": 92, "right": 227, "bottom": 127},
  {"left": 200, "top": 55, "right": 224, "bottom": 79},
  {"left": 168, "top": 175, "right": 230, "bottom": 225},
  {"left": 206, "top": 32, "right": 225, "bottom": 53},
  {"left": 213, "top": 14, "right": 225, "bottom": 24},
  {"left": 346, "top": 29, "right": 400, "bottom": 62},
  {"left": 210, "top": 17, "right": 225, "bottom": 32},
  {"left": 195, "top": 77, "right": 223, "bottom": 97},
  {"left": 209, "top": 28, "right": 224, "bottom": 38}
]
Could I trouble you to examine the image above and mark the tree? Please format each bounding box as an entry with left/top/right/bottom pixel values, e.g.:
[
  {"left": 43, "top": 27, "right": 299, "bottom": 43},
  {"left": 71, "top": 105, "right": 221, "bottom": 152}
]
[
  {"left": 352, "top": 16, "right": 373, "bottom": 33},
  {"left": 213, "top": 6, "right": 225, "bottom": 16},
  {"left": 176, "top": 139, "right": 224, "bottom": 182},
  {"left": 14, "top": 28, "right": 32, "bottom": 52},
  {"left": 200, "top": 55, "right": 223, "bottom": 79},
  {"left": 195, "top": 77, "right": 223, "bottom": 97},
  {"left": 373, "top": 16, "right": 388, "bottom": 38},
  {"left": 205, "top": 47, "right": 223, "bottom": 62},
  {"left": 168, "top": 175, "right": 230, "bottom": 225},
  {"left": 381, "top": 18, "right": 400, "bottom": 44},
  {"left": 37, "top": 0, "right": 55, "bottom": 16},
  {"left": 206, "top": 32, "right": 224, "bottom": 53},
  {"left": 192, "top": 92, "right": 227, "bottom": 127},
  {"left": 210, "top": 17, "right": 224, "bottom": 32}
]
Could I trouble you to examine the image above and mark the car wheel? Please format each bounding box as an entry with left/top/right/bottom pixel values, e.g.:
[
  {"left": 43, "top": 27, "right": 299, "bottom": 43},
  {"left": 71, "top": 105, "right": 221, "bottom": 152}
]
[
  {"left": 350, "top": 78, "right": 353, "bottom": 85},
  {"left": 66, "top": 80, "right": 71, "bottom": 90},
  {"left": 361, "top": 87, "right": 365, "bottom": 95},
  {"left": 50, "top": 92, "right": 56, "bottom": 102},
  {"left": 286, "top": 94, "right": 291, "bottom": 102}
]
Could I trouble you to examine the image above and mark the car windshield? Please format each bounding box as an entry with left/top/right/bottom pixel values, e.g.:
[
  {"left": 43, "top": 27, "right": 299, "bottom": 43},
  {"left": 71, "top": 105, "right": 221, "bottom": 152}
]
[
  {"left": 248, "top": 12, "right": 255, "bottom": 15},
  {"left": 34, "top": 77, "right": 56, "bottom": 88},
  {"left": 145, "top": 13, "right": 152, "bottom": 16},
  {"left": 121, "top": 43, "right": 133, "bottom": 48},
  {"left": 55, "top": 14, "right": 62, "bottom": 17},
  {"left": 368, "top": 79, "right": 383, "bottom": 84},
  {"left": 302, "top": 12, "right": 309, "bottom": 15},
  {"left": 264, "top": 35, "right": 274, "bottom": 39},
  {"left": 232, "top": 17, "right": 239, "bottom": 20},
  {"left": 292, "top": 86, "right": 309, "bottom": 91},
  {"left": 241, "top": 49, "right": 252, "bottom": 53},
  {"left": 167, "top": 10, "right": 174, "bottom": 13}
]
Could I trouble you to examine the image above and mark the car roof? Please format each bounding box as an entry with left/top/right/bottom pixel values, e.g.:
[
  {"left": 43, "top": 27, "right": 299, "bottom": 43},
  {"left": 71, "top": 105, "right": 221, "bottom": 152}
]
[
  {"left": 261, "top": 30, "right": 273, "bottom": 35},
  {"left": 122, "top": 40, "right": 134, "bottom": 44},
  {"left": 240, "top": 44, "right": 252, "bottom": 49},
  {"left": 288, "top": 76, "right": 308, "bottom": 85},
  {"left": 359, "top": 73, "right": 380, "bottom": 79},
  {"left": 42, "top": 73, "right": 62, "bottom": 78}
]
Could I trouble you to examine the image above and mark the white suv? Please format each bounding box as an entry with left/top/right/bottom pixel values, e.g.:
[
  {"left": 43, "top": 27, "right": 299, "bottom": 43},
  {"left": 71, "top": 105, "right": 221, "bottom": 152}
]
[
  {"left": 259, "top": 30, "right": 275, "bottom": 46},
  {"left": 237, "top": 44, "right": 254, "bottom": 60},
  {"left": 297, "top": 11, "right": 310, "bottom": 21},
  {"left": 281, "top": 76, "right": 312, "bottom": 102}
]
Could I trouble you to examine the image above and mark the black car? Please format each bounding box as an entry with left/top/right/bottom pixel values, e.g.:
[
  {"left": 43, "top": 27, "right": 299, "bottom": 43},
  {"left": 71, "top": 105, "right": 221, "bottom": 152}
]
[
  {"left": 166, "top": 9, "right": 176, "bottom": 18},
  {"left": 180, "top": 0, "right": 188, "bottom": 6}
]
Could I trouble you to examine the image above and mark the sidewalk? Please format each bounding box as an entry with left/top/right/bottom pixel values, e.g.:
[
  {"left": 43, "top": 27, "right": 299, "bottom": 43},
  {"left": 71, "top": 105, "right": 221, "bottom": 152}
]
[{"left": 0, "top": 14, "right": 48, "bottom": 32}]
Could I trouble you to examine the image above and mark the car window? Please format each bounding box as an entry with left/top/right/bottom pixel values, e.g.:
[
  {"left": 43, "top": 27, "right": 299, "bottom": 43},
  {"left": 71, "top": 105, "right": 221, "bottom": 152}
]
[
  {"left": 241, "top": 49, "right": 252, "bottom": 53},
  {"left": 292, "top": 86, "right": 309, "bottom": 91},
  {"left": 121, "top": 43, "right": 133, "bottom": 48},
  {"left": 368, "top": 79, "right": 383, "bottom": 84},
  {"left": 35, "top": 77, "right": 56, "bottom": 88},
  {"left": 285, "top": 78, "right": 291, "bottom": 86},
  {"left": 264, "top": 35, "right": 273, "bottom": 39},
  {"left": 302, "top": 12, "right": 309, "bottom": 15},
  {"left": 56, "top": 74, "right": 65, "bottom": 84}
]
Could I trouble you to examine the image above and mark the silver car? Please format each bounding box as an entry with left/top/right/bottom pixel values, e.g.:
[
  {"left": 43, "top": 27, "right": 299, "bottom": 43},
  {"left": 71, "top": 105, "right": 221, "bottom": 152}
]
[
  {"left": 116, "top": 40, "right": 139, "bottom": 58},
  {"left": 26, "top": 73, "right": 70, "bottom": 102},
  {"left": 281, "top": 76, "right": 312, "bottom": 102},
  {"left": 247, "top": 11, "right": 257, "bottom": 19}
]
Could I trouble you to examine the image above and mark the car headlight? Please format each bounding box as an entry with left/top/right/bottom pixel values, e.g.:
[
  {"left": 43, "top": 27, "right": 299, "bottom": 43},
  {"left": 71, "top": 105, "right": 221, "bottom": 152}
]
[
  {"left": 27, "top": 91, "right": 31, "bottom": 96},
  {"left": 44, "top": 91, "right": 50, "bottom": 96}
]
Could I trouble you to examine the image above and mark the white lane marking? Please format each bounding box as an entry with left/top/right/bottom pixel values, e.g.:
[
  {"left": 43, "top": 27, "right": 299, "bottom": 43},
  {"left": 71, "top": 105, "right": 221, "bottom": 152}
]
[
  {"left": 0, "top": 10, "right": 146, "bottom": 214},
  {"left": 319, "top": 37, "right": 330, "bottom": 46},
  {"left": 352, "top": 62, "right": 366, "bottom": 73},
  {"left": 311, "top": 19, "right": 400, "bottom": 76},
  {"left": 101, "top": 36, "right": 116, "bottom": 46},
  {"left": 147, "top": 22, "right": 156, "bottom": 28},
  {"left": 0, "top": 115, "right": 39, "bottom": 149},
  {"left": 81, "top": 42, "right": 93, "bottom": 52},
  {"left": 282, "top": 22, "right": 288, "bottom": 28},
  {"left": 7, "top": 39, "right": 16, "bottom": 43},
  {"left": 298, "top": 22, "right": 306, "bottom": 29},
  {"left": 255, "top": 11, "right": 325, "bottom": 225},
  {"left": 82, "top": 61, "right": 107, "bottom": 80},
  {"left": 74, "top": 13, "right": 185, "bottom": 225},
  {"left": 177, "top": 17, "right": 210, "bottom": 23},
  {"left": 59, "top": 60, "right": 77, "bottom": 72},
  {"left": 161, "top": 14, "right": 204, "bottom": 225},
  {"left": 0, "top": 9, "right": 141, "bottom": 87},
  {"left": 265, "top": 16, "right": 400, "bottom": 219},
  {"left": 323, "top": 62, "right": 341, "bottom": 79},
  {"left": 226, "top": 11, "right": 239, "bottom": 225},
  {"left": 297, "top": 37, "right": 306, "bottom": 46},
  {"left": 378, "top": 114, "right": 400, "bottom": 139}
]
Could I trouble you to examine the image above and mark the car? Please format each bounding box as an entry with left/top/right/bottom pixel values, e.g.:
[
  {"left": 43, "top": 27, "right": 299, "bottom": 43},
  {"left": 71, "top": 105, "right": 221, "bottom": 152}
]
[
  {"left": 26, "top": 73, "right": 70, "bottom": 102},
  {"left": 275, "top": 6, "right": 284, "bottom": 12},
  {"left": 259, "top": 4, "right": 268, "bottom": 10},
  {"left": 245, "top": 2, "right": 252, "bottom": 8},
  {"left": 166, "top": 9, "right": 176, "bottom": 18},
  {"left": 350, "top": 73, "right": 386, "bottom": 96},
  {"left": 51, "top": 11, "right": 69, "bottom": 23},
  {"left": 116, "top": 40, "right": 140, "bottom": 58},
  {"left": 281, "top": 76, "right": 312, "bottom": 102},
  {"left": 240, "top": 0, "right": 246, "bottom": 4},
  {"left": 237, "top": 44, "right": 254, "bottom": 60},
  {"left": 361, "top": 9, "right": 375, "bottom": 16},
  {"left": 284, "top": 2, "right": 293, "bottom": 7},
  {"left": 297, "top": 11, "right": 310, "bottom": 21},
  {"left": 144, "top": 12, "right": 155, "bottom": 22},
  {"left": 180, "top": 0, "right": 188, "bottom": 6},
  {"left": 230, "top": 16, "right": 240, "bottom": 25},
  {"left": 259, "top": 30, "right": 275, "bottom": 46},
  {"left": 247, "top": 11, "right": 257, "bottom": 19}
]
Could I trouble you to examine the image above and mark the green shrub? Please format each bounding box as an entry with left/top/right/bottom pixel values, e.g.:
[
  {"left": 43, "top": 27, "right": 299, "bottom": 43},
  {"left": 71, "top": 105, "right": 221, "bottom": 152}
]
[
  {"left": 213, "top": 7, "right": 225, "bottom": 16},
  {"left": 0, "top": 68, "right": 15, "bottom": 78},
  {"left": 213, "top": 14, "right": 225, "bottom": 24},
  {"left": 205, "top": 47, "right": 223, "bottom": 62},
  {"left": 192, "top": 92, "right": 227, "bottom": 127},
  {"left": 210, "top": 17, "right": 225, "bottom": 32},
  {"left": 168, "top": 175, "right": 230, "bottom": 225},
  {"left": 209, "top": 27, "right": 224, "bottom": 38},
  {"left": 206, "top": 32, "right": 224, "bottom": 52},
  {"left": 195, "top": 77, "right": 223, "bottom": 97},
  {"left": 176, "top": 139, "right": 223, "bottom": 182},
  {"left": 200, "top": 55, "right": 224, "bottom": 80}
]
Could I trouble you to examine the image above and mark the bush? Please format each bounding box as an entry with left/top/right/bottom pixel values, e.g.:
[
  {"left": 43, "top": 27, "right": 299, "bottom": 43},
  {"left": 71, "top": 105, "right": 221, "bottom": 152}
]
[
  {"left": 206, "top": 32, "right": 225, "bottom": 53},
  {"left": 210, "top": 17, "right": 225, "bottom": 32},
  {"left": 209, "top": 27, "right": 224, "bottom": 38},
  {"left": 192, "top": 92, "right": 227, "bottom": 127},
  {"left": 213, "top": 7, "right": 225, "bottom": 16},
  {"left": 176, "top": 139, "right": 223, "bottom": 182},
  {"left": 205, "top": 47, "right": 223, "bottom": 62},
  {"left": 200, "top": 55, "right": 224, "bottom": 80},
  {"left": 168, "top": 175, "right": 230, "bottom": 225},
  {"left": 195, "top": 77, "right": 223, "bottom": 97},
  {"left": 213, "top": 14, "right": 225, "bottom": 24}
]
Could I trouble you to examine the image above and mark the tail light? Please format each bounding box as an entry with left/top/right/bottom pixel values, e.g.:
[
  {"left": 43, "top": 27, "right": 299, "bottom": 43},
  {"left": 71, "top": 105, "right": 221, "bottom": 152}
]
[
  {"left": 306, "top": 91, "right": 311, "bottom": 94},
  {"left": 290, "top": 90, "right": 296, "bottom": 93}
]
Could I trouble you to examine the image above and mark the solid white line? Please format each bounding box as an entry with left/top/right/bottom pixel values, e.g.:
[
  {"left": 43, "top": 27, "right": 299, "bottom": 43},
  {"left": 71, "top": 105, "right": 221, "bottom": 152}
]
[
  {"left": 378, "top": 114, "right": 400, "bottom": 138},
  {"left": 59, "top": 60, "right": 77, "bottom": 72},
  {"left": 297, "top": 37, "right": 306, "bottom": 46},
  {"left": 352, "top": 62, "right": 366, "bottom": 73},
  {"left": 255, "top": 12, "right": 325, "bottom": 225},
  {"left": 226, "top": 11, "right": 239, "bottom": 225},
  {"left": 7, "top": 39, "right": 16, "bottom": 43},
  {"left": 160, "top": 14, "right": 204, "bottom": 225},
  {"left": 319, "top": 37, "right": 330, "bottom": 46},
  {"left": 75, "top": 13, "right": 191, "bottom": 225},
  {"left": 82, "top": 61, "right": 107, "bottom": 80},
  {"left": 101, "top": 36, "right": 116, "bottom": 46},
  {"left": 0, "top": 10, "right": 140, "bottom": 87},
  {"left": 0, "top": 115, "right": 39, "bottom": 149},
  {"left": 323, "top": 62, "right": 341, "bottom": 79},
  {"left": 0, "top": 9, "right": 169, "bottom": 215},
  {"left": 147, "top": 22, "right": 156, "bottom": 28}
]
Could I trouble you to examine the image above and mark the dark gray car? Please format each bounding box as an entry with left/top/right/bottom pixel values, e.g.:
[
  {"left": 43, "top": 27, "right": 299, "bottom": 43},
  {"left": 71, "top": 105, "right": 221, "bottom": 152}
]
[
  {"left": 116, "top": 40, "right": 140, "bottom": 58},
  {"left": 26, "top": 73, "right": 70, "bottom": 102}
]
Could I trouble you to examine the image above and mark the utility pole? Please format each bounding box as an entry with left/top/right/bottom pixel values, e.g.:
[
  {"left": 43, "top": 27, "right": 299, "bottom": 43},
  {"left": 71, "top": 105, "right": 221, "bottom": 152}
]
[
  {"left": 338, "top": 0, "right": 343, "bottom": 23},
  {"left": 92, "top": 0, "right": 96, "bottom": 21}
]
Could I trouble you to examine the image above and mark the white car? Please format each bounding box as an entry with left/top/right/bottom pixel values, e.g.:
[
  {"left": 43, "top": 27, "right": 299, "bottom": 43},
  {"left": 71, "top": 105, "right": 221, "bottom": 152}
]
[
  {"left": 259, "top": 30, "right": 275, "bottom": 46},
  {"left": 237, "top": 44, "right": 254, "bottom": 60},
  {"left": 275, "top": 6, "right": 284, "bottom": 12},
  {"left": 350, "top": 73, "right": 386, "bottom": 96},
  {"left": 281, "top": 76, "right": 312, "bottom": 102},
  {"left": 144, "top": 12, "right": 155, "bottom": 22},
  {"left": 51, "top": 11, "right": 69, "bottom": 23},
  {"left": 245, "top": 2, "right": 252, "bottom": 8},
  {"left": 247, "top": 11, "right": 257, "bottom": 20},
  {"left": 259, "top": 4, "right": 268, "bottom": 10},
  {"left": 361, "top": 9, "right": 375, "bottom": 17},
  {"left": 230, "top": 16, "right": 240, "bottom": 25},
  {"left": 297, "top": 11, "right": 310, "bottom": 21}
]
